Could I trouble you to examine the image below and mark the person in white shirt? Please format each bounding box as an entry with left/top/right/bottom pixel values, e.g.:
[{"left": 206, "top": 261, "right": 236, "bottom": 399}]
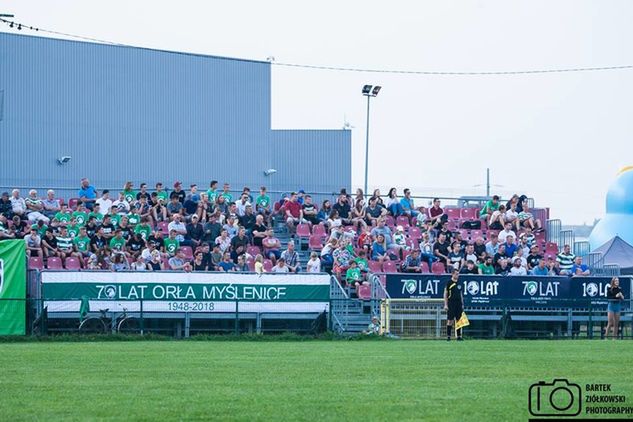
[
  {"left": 10, "top": 189, "right": 26, "bottom": 217},
  {"left": 96, "top": 190, "right": 113, "bottom": 216},
  {"left": 236, "top": 193, "right": 251, "bottom": 217},
  {"left": 504, "top": 202, "right": 521, "bottom": 232},
  {"left": 112, "top": 192, "right": 130, "bottom": 215},
  {"left": 271, "top": 257, "right": 290, "bottom": 273},
  {"left": 306, "top": 252, "right": 321, "bottom": 273},
  {"left": 509, "top": 257, "right": 527, "bottom": 275},
  {"left": 497, "top": 222, "right": 516, "bottom": 244},
  {"left": 168, "top": 215, "right": 187, "bottom": 242}
]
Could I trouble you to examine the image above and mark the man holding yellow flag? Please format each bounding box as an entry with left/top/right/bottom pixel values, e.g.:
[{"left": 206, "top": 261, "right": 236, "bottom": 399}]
[{"left": 444, "top": 268, "right": 468, "bottom": 341}]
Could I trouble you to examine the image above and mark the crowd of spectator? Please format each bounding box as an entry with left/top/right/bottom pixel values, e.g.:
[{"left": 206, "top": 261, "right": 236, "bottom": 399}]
[{"left": 0, "top": 180, "right": 590, "bottom": 283}]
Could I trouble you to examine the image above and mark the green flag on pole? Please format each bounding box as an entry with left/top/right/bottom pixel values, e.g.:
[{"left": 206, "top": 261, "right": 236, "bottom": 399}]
[{"left": 0, "top": 239, "right": 26, "bottom": 335}]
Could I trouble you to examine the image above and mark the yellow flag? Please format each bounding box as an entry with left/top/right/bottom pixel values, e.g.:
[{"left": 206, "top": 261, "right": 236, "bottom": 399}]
[{"left": 455, "top": 312, "right": 470, "bottom": 331}]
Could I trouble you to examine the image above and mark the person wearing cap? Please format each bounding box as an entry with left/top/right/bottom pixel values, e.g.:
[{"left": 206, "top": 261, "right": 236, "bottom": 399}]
[
  {"left": 296, "top": 189, "right": 305, "bottom": 205},
  {"left": 170, "top": 181, "right": 185, "bottom": 203},
  {"left": 185, "top": 214, "right": 204, "bottom": 248},
  {"left": 444, "top": 269, "right": 464, "bottom": 341},
  {"left": 526, "top": 245, "right": 543, "bottom": 271}
]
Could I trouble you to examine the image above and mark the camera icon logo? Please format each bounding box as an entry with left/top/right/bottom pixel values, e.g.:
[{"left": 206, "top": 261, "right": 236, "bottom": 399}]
[{"left": 529, "top": 379, "right": 582, "bottom": 417}]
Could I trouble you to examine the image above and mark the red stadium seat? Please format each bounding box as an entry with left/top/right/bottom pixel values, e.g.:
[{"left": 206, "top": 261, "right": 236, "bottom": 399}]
[
  {"left": 46, "top": 257, "right": 63, "bottom": 270},
  {"left": 382, "top": 261, "right": 398, "bottom": 273},
  {"left": 447, "top": 220, "right": 460, "bottom": 231},
  {"left": 420, "top": 262, "right": 430, "bottom": 273},
  {"left": 368, "top": 260, "right": 383, "bottom": 273},
  {"left": 312, "top": 224, "right": 327, "bottom": 239},
  {"left": 396, "top": 216, "right": 410, "bottom": 228},
  {"left": 408, "top": 226, "right": 422, "bottom": 241},
  {"left": 431, "top": 262, "right": 446, "bottom": 274},
  {"left": 246, "top": 258, "right": 255, "bottom": 272},
  {"left": 446, "top": 208, "right": 460, "bottom": 220},
  {"left": 308, "top": 235, "right": 323, "bottom": 251},
  {"left": 296, "top": 223, "right": 311, "bottom": 237},
  {"left": 470, "top": 230, "right": 483, "bottom": 240},
  {"left": 162, "top": 256, "right": 171, "bottom": 270},
  {"left": 385, "top": 215, "right": 395, "bottom": 227},
  {"left": 180, "top": 246, "right": 193, "bottom": 260},
  {"left": 263, "top": 259, "right": 273, "bottom": 272},
  {"left": 379, "top": 274, "right": 386, "bottom": 287},
  {"left": 357, "top": 284, "right": 371, "bottom": 300},
  {"left": 247, "top": 245, "right": 261, "bottom": 257},
  {"left": 28, "top": 257, "right": 44, "bottom": 270},
  {"left": 458, "top": 229, "right": 470, "bottom": 240},
  {"left": 64, "top": 257, "right": 82, "bottom": 270},
  {"left": 460, "top": 208, "right": 479, "bottom": 220},
  {"left": 158, "top": 221, "right": 170, "bottom": 235},
  {"left": 68, "top": 198, "right": 80, "bottom": 210}
]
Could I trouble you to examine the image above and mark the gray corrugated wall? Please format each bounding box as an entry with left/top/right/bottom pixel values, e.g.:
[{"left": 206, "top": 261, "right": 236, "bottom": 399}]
[
  {"left": 0, "top": 33, "right": 348, "bottom": 199},
  {"left": 270, "top": 129, "right": 351, "bottom": 196}
]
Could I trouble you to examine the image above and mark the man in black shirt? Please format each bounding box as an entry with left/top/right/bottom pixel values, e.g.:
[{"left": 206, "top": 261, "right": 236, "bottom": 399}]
[
  {"left": 301, "top": 195, "right": 318, "bottom": 225},
  {"left": 90, "top": 227, "right": 107, "bottom": 253},
  {"left": 126, "top": 232, "right": 145, "bottom": 259},
  {"left": 100, "top": 215, "right": 115, "bottom": 239},
  {"left": 526, "top": 245, "right": 543, "bottom": 271},
  {"left": 170, "top": 181, "right": 186, "bottom": 203},
  {"left": 433, "top": 233, "right": 450, "bottom": 266},
  {"left": 459, "top": 260, "right": 479, "bottom": 275},
  {"left": 332, "top": 195, "right": 352, "bottom": 225},
  {"left": 202, "top": 217, "right": 222, "bottom": 245},
  {"left": 251, "top": 214, "right": 268, "bottom": 249},
  {"left": 239, "top": 205, "right": 257, "bottom": 234},
  {"left": 186, "top": 214, "right": 204, "bottom": 248},
  {"left": 147, "top": 231, "right": 165, "bottom": 251},
  {"left": 443, "top": 269, "right": 464, "bottom": 341}
]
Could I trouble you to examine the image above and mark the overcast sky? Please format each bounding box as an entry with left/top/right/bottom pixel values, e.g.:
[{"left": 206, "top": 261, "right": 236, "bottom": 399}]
[{"left": 3, "top": 1, "right": 632, "bottom": 224}]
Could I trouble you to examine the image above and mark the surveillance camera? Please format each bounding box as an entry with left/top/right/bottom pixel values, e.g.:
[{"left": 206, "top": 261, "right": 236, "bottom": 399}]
[
  {"left": 263, "top": 169, "right": 277, "bottom": 176},
  {"left": 57, "top": 156, "right": 72, "bottom": 165}
]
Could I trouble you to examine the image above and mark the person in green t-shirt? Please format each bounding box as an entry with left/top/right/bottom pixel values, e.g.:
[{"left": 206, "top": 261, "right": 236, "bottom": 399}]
[
  {"left": 67, "top": 218, "right": 81, "bottom": 238},
  {"left": 88, "top": 205, "right": 104, "bottom": 223},
  {"left": 256, "top": 186, "right": 271, "bottom": 216},
  {"left": 109, "top": 229, "right": 127, "bottom": 252},
  {"left": 220, "top": 183, "right": 233, "bottom": 202},
  {"left": 55, "top": 204, "right": 72, "bottom": 224},
  {"left": 206, "top": 180, "right": 218, "bottom": 204},
  {"left": 155, "top": 182, "right": 169, "bottom": 203},
  {"left": 108, "top": 211, "right": 121, "bottom": 228},
  {"left": 164, "top": 230, "right": 180, "bottom": 256},
  {"left": 127, "top": 209, "right": 141, "bottom": 226},
  {"left": 123, "top": 181, "right": 137, "bottom": 204},
  {"left": 72, "top": 204, "right": 89, "bottom": 226},
  {"left": 355, "top": 250, "right": 369, "bottom": 273},
  {"left": 346, "top": 261, "right": 363, "bottom": 288},
  {"left": 134, "top": 218, "right": 152, "bottom": 240},
  {"left": 479, "top": 195, "right": 500, "bottom": 219},
  {"left": 478, "top": 256, "right": 495, "bottom": 275},
  {"left": 73, "top": 227, "right": 92, "bottom": 258}
]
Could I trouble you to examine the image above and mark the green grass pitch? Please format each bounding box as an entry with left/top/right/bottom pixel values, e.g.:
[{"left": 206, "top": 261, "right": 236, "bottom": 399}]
[{"left": 1, "top": 340, "right": 631, "bottom": 421}]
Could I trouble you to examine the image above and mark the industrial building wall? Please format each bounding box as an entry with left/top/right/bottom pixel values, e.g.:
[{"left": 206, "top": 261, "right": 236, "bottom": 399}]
[
  {"left": 0, "top": 33, "right": 349, "bottom": 199},
  {"left": 270, "top": 130, "right": 351, "bottom": 196}
]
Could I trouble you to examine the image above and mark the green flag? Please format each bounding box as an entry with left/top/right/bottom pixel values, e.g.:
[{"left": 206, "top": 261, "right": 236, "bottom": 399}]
[
  {"left": 79, "top": 295, "right": 90, "bottom": 320},
  {"left": 0, "top": 239, "right": 26, "bottom": 335}
]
